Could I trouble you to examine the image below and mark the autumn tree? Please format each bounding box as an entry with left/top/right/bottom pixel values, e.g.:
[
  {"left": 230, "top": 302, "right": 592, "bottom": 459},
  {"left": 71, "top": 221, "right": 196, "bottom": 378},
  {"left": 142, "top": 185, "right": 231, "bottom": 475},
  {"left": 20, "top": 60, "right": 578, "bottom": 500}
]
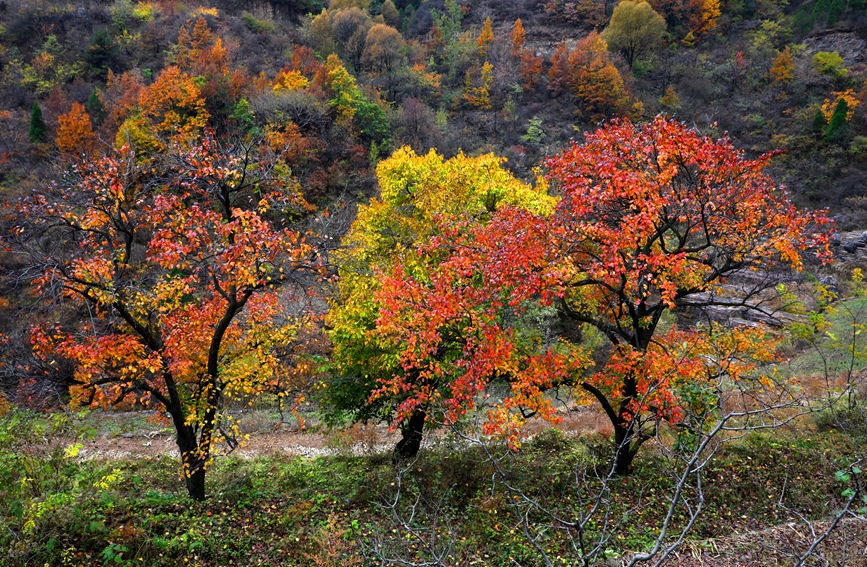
[
  {"left": 99, "top": 70, "right": 146, "bottom": 135},
  {"left": 538, "top": 118, "right": 828, "bottom": 472},
  {"left": 326, "top": 147, "right": 556, "bottom": 460},
  {"left": 510, "top": 19, "right": 543, "bottom": 90},
  {"left": 512, "top": 19, "right": 526, "bottom": 55},
  {"left": 19, "top": 135, "right": 317, "bottom": 500},
  {"left": 464, "top": 61, "right": 494, "bottom": 110},
  {"left": 477, "top": 17, "right": 494, "bottom": 58},
  {"left": 115, "top": 66, "right": 210, "bottom": 153},
  {"left": 603, "top": 0, "right": 667, "bottom": 68},
  {"left": 373, "top": 118, "right": 830, "bottom": 474},
  {"left": 381, "top": 0, "right": 400, "bottom": 27},
  {"left": 362, "top": 24, "right": 407, "bottom": 100},
  {"left": 56, "top": 102, "right": 97, "bottom": 156},
  {"left": 770, "top": 45, "right": 795, "bottom": 84},
  {"left": 549, "top": 33, "right": 639, "bottom": 121},
  {"left": 690, "top": 0, "right": 721, "bottom": 36}
]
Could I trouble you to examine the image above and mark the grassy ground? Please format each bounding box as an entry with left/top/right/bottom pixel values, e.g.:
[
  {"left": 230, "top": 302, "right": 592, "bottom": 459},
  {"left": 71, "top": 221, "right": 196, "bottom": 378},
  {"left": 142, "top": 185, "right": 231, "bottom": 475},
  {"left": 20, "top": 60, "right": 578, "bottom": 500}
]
[{"left": 1, "top": 407, "right": 863, "bottom": 567}]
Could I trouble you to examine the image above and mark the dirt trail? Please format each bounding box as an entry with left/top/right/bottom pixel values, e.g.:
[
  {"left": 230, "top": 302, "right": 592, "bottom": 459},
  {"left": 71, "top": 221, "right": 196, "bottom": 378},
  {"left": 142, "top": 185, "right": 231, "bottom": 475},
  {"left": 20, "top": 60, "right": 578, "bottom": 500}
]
[{"left": 71, "top": 409, "right": 611, "bottom": 461}]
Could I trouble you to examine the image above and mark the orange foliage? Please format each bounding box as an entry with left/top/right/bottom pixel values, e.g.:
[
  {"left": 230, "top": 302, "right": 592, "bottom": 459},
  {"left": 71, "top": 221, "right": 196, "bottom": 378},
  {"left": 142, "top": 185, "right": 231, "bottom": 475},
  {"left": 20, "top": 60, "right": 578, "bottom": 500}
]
[
  {"left": 174, "top": 17, "right": 214, "bottom": 72},
  {"left": 477, "top": 17, "right": 494, "bottom": 58},
  {"left": 520, "top": 51, "right": 544, "bottom": 90},
  {"left": 56, "top": 102, "right": 96, "bottom": 156},
  {"left": 770, "top": 46, "right": 795, "bottom": 84},
  {"left": 26, "top": 136, "right": 315, "bottom": 499},
  {"left": 549, "top": 33, "right": 638, "bottom": 121},
  {"left": 100, "top": 70, "right": 146, "bottom": 134},
  {"left": 373, "top": 118, "right": 831, "bottom": 467},
  {"left": 512, "top": 19, "right": 526, "bottom": 55},
  {"left": 138, "top": 66, "right": 210, "bottom": 138}
]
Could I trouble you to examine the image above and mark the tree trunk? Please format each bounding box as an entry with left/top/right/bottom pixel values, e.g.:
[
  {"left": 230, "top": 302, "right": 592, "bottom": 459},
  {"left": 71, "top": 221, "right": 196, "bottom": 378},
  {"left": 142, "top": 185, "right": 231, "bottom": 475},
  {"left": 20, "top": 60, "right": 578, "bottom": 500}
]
[
  {"left": 175, "top": 423, "right": 207, "bottom": 501},
  {"left": 612, "top": 422, "right": 639, "bottom": 476},
  {"left": 612, "top": 421, "right": 642, "bottom": 476},
  {"left": 393, "top": 408, "right": 425, "bottom": 462},
  {"left": 185, "top": 466, "right": 206, "bottom": 501}
]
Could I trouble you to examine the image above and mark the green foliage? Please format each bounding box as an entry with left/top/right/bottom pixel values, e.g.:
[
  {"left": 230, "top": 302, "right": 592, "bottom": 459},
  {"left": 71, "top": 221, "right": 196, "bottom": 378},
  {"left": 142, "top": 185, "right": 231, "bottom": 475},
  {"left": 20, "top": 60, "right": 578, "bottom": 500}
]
[
  {"left": 812, "top": 108, "right": 828, "bottom": 135},
  {"left": 84, "top": 28, "right": 118, "bottom": 78},
  {"left": 0, "top": 408, "right": 857, "bottom": 567},
  {"left": 813, "top": 51, "right": 848, "bottom": 80},
  {"left": 521, "top": 116, "right": 546, "bottom": 144},
  {"left": 28, "top": 103, "right": 47, "bottom": 143},
  {"left": 87, "top": 87, "right": 106, "bottom": 124},
  {"left": 825, "top": 97, "right": 849, "bottom": 142},
  {"left": 241, "top": 12, "right": 276, "bottom": 33},
  {"left": 602, "top": 0, "right": 667, "bottom": 68},
  {"left": 324, "top": 55, "right": 391, "bottom": 144},
  {"left": 230, "top": 97, "right": 259, "bottom": 135},
  {"left": 354, "top": 98, "right": 390, "bottom": 144},
  {"left": 848, "top": 136, "right": 867, "bottom": 160},
  {"left": 381, "top": 0, "right": 400, "bottom": 27}
]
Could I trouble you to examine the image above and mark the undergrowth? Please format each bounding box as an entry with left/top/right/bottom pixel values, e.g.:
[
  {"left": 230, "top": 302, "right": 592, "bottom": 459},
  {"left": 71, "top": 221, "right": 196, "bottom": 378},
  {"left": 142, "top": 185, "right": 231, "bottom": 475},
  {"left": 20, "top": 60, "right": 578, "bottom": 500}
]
[{"left": 0, "top": 410, "right": 859, "bottom": 566}]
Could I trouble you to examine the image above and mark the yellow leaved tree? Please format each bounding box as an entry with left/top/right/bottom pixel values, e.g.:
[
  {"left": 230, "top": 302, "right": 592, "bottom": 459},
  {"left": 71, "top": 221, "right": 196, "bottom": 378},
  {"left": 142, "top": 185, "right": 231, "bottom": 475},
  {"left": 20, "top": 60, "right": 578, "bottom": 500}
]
[{"left": 324, "top": 147, "right": 555, "bottom": 459}]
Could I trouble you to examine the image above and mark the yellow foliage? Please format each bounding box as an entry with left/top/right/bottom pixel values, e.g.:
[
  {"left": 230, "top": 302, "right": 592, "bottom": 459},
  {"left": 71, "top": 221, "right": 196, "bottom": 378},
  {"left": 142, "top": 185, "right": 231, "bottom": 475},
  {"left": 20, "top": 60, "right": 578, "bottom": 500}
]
[
  {"left": 696, "top": 0, "right": 721, "bottom": 35},
  {"left": 191, "top": 6, "right": 220, "bottom": 17},
  {"left": 770, "top": 46, "right": 794, "bottom": 84},
  {"left": 329, "top": 146, "right": 556, "bottom": 383},
  {"left": 463, "top": 61, "right": 494, "bottom": 110},
  {"left": 822, "top": 89, "right": 859, "bottom": 122},
  {"left": 133, "top": 2, "right": 157, "bottom": 21},
  {"left": 477, "top": 17, "right": 494, "bottom": 57},
  {"left": 659, "top": 85, "right": 679, "bottom": 107},
  {"left": 274, "top": 69, "right": 310, "bottom": 92}
]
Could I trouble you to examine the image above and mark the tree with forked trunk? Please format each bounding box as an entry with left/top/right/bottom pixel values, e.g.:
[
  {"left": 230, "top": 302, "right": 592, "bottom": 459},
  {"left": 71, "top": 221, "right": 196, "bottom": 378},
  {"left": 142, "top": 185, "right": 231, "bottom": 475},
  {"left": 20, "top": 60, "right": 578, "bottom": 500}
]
[
  {"left": 19, "top": 133, "right": 316, "bottom": 500},
  {"left": 372, "top": 117, "right": 831, "bottom": 474}
]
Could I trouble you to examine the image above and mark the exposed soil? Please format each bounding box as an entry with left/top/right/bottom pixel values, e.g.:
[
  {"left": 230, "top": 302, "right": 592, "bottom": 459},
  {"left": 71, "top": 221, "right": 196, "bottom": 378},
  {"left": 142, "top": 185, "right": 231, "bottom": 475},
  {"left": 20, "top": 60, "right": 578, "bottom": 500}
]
[
  {"left": 71, "top": 407, "right": 613, "bottom": 461},
  {"left": 668, "top": 518, "right": 867, "bottom": 566}
]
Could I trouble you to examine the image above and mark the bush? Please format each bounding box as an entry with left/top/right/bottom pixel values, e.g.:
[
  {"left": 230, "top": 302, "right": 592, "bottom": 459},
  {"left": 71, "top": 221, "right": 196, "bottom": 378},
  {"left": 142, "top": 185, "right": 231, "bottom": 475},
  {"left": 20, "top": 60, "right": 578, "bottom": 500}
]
[
  {"left": 813, "top": 51, "right": 848, "bottom": 80},
  {"left": 241, "top": 12, "right": 276, "bottom": 34}
]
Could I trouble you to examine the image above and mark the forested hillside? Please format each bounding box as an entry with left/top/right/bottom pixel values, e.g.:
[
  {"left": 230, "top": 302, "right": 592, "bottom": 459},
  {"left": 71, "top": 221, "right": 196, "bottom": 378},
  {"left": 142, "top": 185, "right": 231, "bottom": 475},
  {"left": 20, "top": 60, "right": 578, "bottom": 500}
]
[{"left": 0, "top": 0, "right": 865, "bottom": 565}]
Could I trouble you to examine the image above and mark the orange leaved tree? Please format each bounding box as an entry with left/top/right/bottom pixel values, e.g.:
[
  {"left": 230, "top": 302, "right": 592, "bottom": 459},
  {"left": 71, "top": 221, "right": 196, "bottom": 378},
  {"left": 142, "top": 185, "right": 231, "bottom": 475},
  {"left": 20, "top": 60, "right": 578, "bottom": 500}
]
[
  {"left": 374, "top": 117, "right": 830, "bottom": 474},
  {"left": 19, "top": 134, "right": 316, "bottom": 500}
]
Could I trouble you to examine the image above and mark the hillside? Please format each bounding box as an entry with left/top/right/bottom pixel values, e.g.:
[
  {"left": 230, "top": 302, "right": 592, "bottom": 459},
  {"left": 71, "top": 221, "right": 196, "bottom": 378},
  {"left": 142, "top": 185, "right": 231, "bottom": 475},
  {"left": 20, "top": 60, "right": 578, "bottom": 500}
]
[{"left": 0, "top": 1, "right": 866, "bottom": 565}]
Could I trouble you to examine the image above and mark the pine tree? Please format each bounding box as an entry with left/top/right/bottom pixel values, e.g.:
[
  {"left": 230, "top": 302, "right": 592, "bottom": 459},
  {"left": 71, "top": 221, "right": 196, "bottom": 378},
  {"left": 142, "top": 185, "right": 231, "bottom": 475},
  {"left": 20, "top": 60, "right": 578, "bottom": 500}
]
[
  {"left": 812, "top": 110, "right": 828, "bottom": 137},
  {"left": 86, "top": 87, "right": 105, "bottom": 124},
  {"left": 29, "top": 102, "right": 47, "bottom": 143},
  {"left": 825, "top": 98, "right": 849, "bottom": 143}
]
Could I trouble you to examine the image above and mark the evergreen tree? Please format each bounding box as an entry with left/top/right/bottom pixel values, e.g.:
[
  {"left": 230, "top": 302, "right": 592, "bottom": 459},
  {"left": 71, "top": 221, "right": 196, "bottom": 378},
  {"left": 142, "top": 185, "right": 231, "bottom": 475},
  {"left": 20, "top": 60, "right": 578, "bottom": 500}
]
[
  {"left": 812, "top": 110, "right": 828, "bottom": 137},
  {"left": 825, "top": 98, "right": 849, "bottom": 143},
  {"left": 86, "top": 87, "right": 105, "bottom": 124},
  {"left": 29, "top": 103, "right": 47, "bottom": 143},
  {"left": 84, "top": 28, "right": 117, "bottom": 79}
]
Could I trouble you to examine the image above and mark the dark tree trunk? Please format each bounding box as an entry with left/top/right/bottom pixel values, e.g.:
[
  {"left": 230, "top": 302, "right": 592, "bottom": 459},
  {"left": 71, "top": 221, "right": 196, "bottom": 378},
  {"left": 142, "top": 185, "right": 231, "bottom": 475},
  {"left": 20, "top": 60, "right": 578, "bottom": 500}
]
[
  {"left": 393, "top": 408, "right": 425, "bottom": 462},
  {"left": 175, "top": 421, "right": 207, "bottom": 501},
  {"left": 612, "top": 422, "right": 638, "bottom": 476},
  {"left": 185, "top": 466, "right": 206, "bottom": 501}
]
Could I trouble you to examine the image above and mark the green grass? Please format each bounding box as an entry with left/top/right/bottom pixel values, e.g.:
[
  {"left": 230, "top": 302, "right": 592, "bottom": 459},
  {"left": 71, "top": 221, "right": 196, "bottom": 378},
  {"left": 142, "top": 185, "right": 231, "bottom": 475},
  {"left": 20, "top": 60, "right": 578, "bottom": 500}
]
[{"left": 0, "top": 409, "right": 860, "bottom": 567}]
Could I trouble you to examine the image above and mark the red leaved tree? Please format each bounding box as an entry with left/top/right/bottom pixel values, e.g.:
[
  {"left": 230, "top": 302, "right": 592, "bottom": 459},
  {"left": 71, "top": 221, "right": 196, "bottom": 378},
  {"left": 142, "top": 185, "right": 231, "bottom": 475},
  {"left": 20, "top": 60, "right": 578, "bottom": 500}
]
[
  {"left": 374, "top": 117, "right": 830, "bottom": 474},
  {"left": 18, "top": 134, "right": 317, "bottom": 499}
]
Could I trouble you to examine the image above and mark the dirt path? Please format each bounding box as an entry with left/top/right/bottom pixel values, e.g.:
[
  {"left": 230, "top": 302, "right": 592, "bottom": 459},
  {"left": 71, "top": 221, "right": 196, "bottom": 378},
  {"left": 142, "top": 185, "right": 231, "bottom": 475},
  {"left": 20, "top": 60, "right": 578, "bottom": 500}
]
[{"left": 71, "top": 409, "right": 611, "bottom": 461}]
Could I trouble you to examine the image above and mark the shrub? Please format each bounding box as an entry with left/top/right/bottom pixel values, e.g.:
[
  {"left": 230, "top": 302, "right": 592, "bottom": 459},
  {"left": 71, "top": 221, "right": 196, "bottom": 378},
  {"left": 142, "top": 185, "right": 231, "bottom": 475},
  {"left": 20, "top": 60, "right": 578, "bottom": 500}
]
[
  {"left": 242, "top": 12, "right": 275, "bottom": 34},
  {"left": 813, "top": 51, "right": 848, "bottom": 79}
]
